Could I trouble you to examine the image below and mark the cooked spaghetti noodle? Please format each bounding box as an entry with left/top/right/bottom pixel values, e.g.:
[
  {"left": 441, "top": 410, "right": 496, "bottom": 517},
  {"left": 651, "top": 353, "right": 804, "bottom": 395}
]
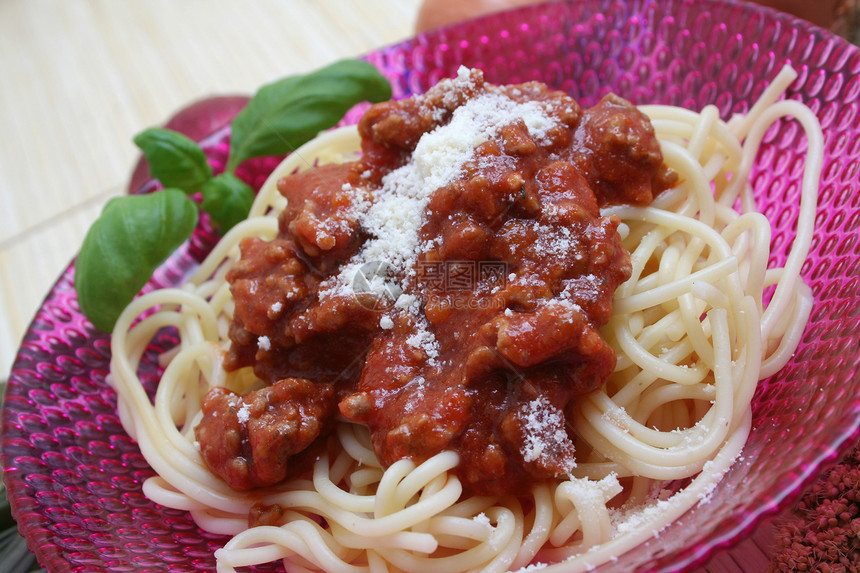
[{"left": 107, "top": 65, "right": 821, "bottom": 572}]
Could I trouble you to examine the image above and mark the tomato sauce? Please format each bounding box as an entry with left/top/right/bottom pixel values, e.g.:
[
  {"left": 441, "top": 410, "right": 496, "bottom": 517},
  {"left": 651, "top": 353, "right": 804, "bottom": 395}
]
[{"left": 195, "top": 69, "right": 675, "bottom": 496}]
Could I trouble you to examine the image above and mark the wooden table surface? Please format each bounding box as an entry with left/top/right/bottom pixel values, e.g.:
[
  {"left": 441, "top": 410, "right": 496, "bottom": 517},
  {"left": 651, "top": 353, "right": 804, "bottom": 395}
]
[{"left": 1, "top": 1, "right": 856, "bottom": 572}]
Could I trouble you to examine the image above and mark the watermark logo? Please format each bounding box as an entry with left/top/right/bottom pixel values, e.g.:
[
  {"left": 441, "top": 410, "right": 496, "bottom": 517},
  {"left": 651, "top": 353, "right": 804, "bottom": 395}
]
[
  {"left": 421, "top": 261, "right": 509, "bottom": 310},
  {"left": 416, "top": 260, "right": 509, "bottom": 291},
  {"left": 351, "top": 260, "right": 510, "bottom": 312},
  {"left": 351, "top": 261, "right": 402, "bottom": 311}
]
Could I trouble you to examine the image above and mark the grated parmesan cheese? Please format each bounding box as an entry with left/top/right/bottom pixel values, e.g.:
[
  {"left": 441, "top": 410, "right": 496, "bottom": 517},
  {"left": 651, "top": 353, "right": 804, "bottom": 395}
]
[
  {"left": 312, "top": 75, "right": 565, "bottom": 363},
  {"left": 520, "top": 395, "right": 575, "bottom": 472},
  {"left": 257, "top": 335, "right": 271, "bottom": 351},
  {"left": 405, "top": 317, "right": 440, "bottom": 361},
  {"left": 236, "top": 403, "right": 251, "bottom": 424},
  {"left": 323, "top": 73, "right": 559, "bottom": 313}
]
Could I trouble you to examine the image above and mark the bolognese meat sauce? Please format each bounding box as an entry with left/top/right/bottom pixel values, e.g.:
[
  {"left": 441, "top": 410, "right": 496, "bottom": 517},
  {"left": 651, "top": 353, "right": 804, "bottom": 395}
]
[{"left": 194, "top": 68, "right": 675, "bottom": 496}]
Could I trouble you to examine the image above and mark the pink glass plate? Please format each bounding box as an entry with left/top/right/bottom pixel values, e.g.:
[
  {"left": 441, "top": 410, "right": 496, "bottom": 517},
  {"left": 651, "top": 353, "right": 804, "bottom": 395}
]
[{"left": 3, "top": 0, "right": 860, "bottom": 571}]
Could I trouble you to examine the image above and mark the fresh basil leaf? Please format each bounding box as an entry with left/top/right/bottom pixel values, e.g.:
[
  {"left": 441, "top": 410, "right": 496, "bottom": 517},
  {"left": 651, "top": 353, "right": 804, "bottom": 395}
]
[
  {"left": 201, "top": 173, "right": 254, "bottom": 234},
  {"left": 75, "top": 189, "right": 199, "bottom": 332},
  {"left": 226, "top": 59, "right": 391, "bottom": 171},
  {"left": 133, "top": 127, "right": 213, "bottom": 195}
]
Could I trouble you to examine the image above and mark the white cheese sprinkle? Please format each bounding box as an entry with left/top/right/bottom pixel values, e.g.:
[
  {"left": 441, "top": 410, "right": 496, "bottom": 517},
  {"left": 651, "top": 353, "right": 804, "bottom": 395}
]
[
  {"left": 236, "top": 403, "right": 251, "bottom": 424},
  {"left": 520, "top": 395, "right": 574, "bottom": 471},
  {"left": 323, "top": 75, "right": 558, "bottom": 306},
  {"left": 405, "top": 317, "right": 440, "bottom": 361},
  {"left": 257, "top": 335, "right": 271, "bottom": 351}
]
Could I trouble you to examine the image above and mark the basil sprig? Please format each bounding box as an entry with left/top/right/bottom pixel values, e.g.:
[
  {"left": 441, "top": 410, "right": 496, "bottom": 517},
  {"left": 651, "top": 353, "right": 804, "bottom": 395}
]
[
  {"left": 76, "top": 190, "right": 199, "bottom": 332},
  {"left": 227, "top": 59, "right": 393, "bottom": 171},
  {"left": 75, "top": 59, "right": 391, "bottom": 332},
  {"left": 133, "top": 128, "right": 213, "bottom": 195},
  {"left": 200, "top": 173, "right": 255, "bottom": 235}
]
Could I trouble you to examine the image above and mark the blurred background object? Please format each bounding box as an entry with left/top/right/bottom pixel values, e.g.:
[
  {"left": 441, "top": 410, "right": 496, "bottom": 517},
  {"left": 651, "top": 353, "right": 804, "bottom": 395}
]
[{"left": 415, "top": 0, "right": 860, "bottom": 41}]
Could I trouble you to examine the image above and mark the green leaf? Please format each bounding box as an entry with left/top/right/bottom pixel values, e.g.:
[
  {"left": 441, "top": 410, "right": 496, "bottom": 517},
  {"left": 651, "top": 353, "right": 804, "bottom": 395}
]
[
  {"left": 75, "top": 189, "right": 199, "bottom": 332},
  {"left": 201, "top": 173, "right": 255, "bottom": 234},
  {"left": 133, "top": 128, "right": 213, "bottom": 195},
  {"left": 226, "top": 59, "right": 391, "bottom": 171}
]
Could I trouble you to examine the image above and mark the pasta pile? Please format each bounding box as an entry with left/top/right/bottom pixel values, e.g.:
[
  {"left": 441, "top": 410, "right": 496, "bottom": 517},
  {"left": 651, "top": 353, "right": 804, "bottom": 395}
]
[{"left": 108, "top": 65, "right": 821, "bottom": 572}]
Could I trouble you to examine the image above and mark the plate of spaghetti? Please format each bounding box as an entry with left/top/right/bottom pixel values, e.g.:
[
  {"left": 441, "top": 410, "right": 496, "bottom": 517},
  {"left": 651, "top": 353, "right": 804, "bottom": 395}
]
[{"left": 3, "top": 1, "right": 860, "bottom": 572}]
